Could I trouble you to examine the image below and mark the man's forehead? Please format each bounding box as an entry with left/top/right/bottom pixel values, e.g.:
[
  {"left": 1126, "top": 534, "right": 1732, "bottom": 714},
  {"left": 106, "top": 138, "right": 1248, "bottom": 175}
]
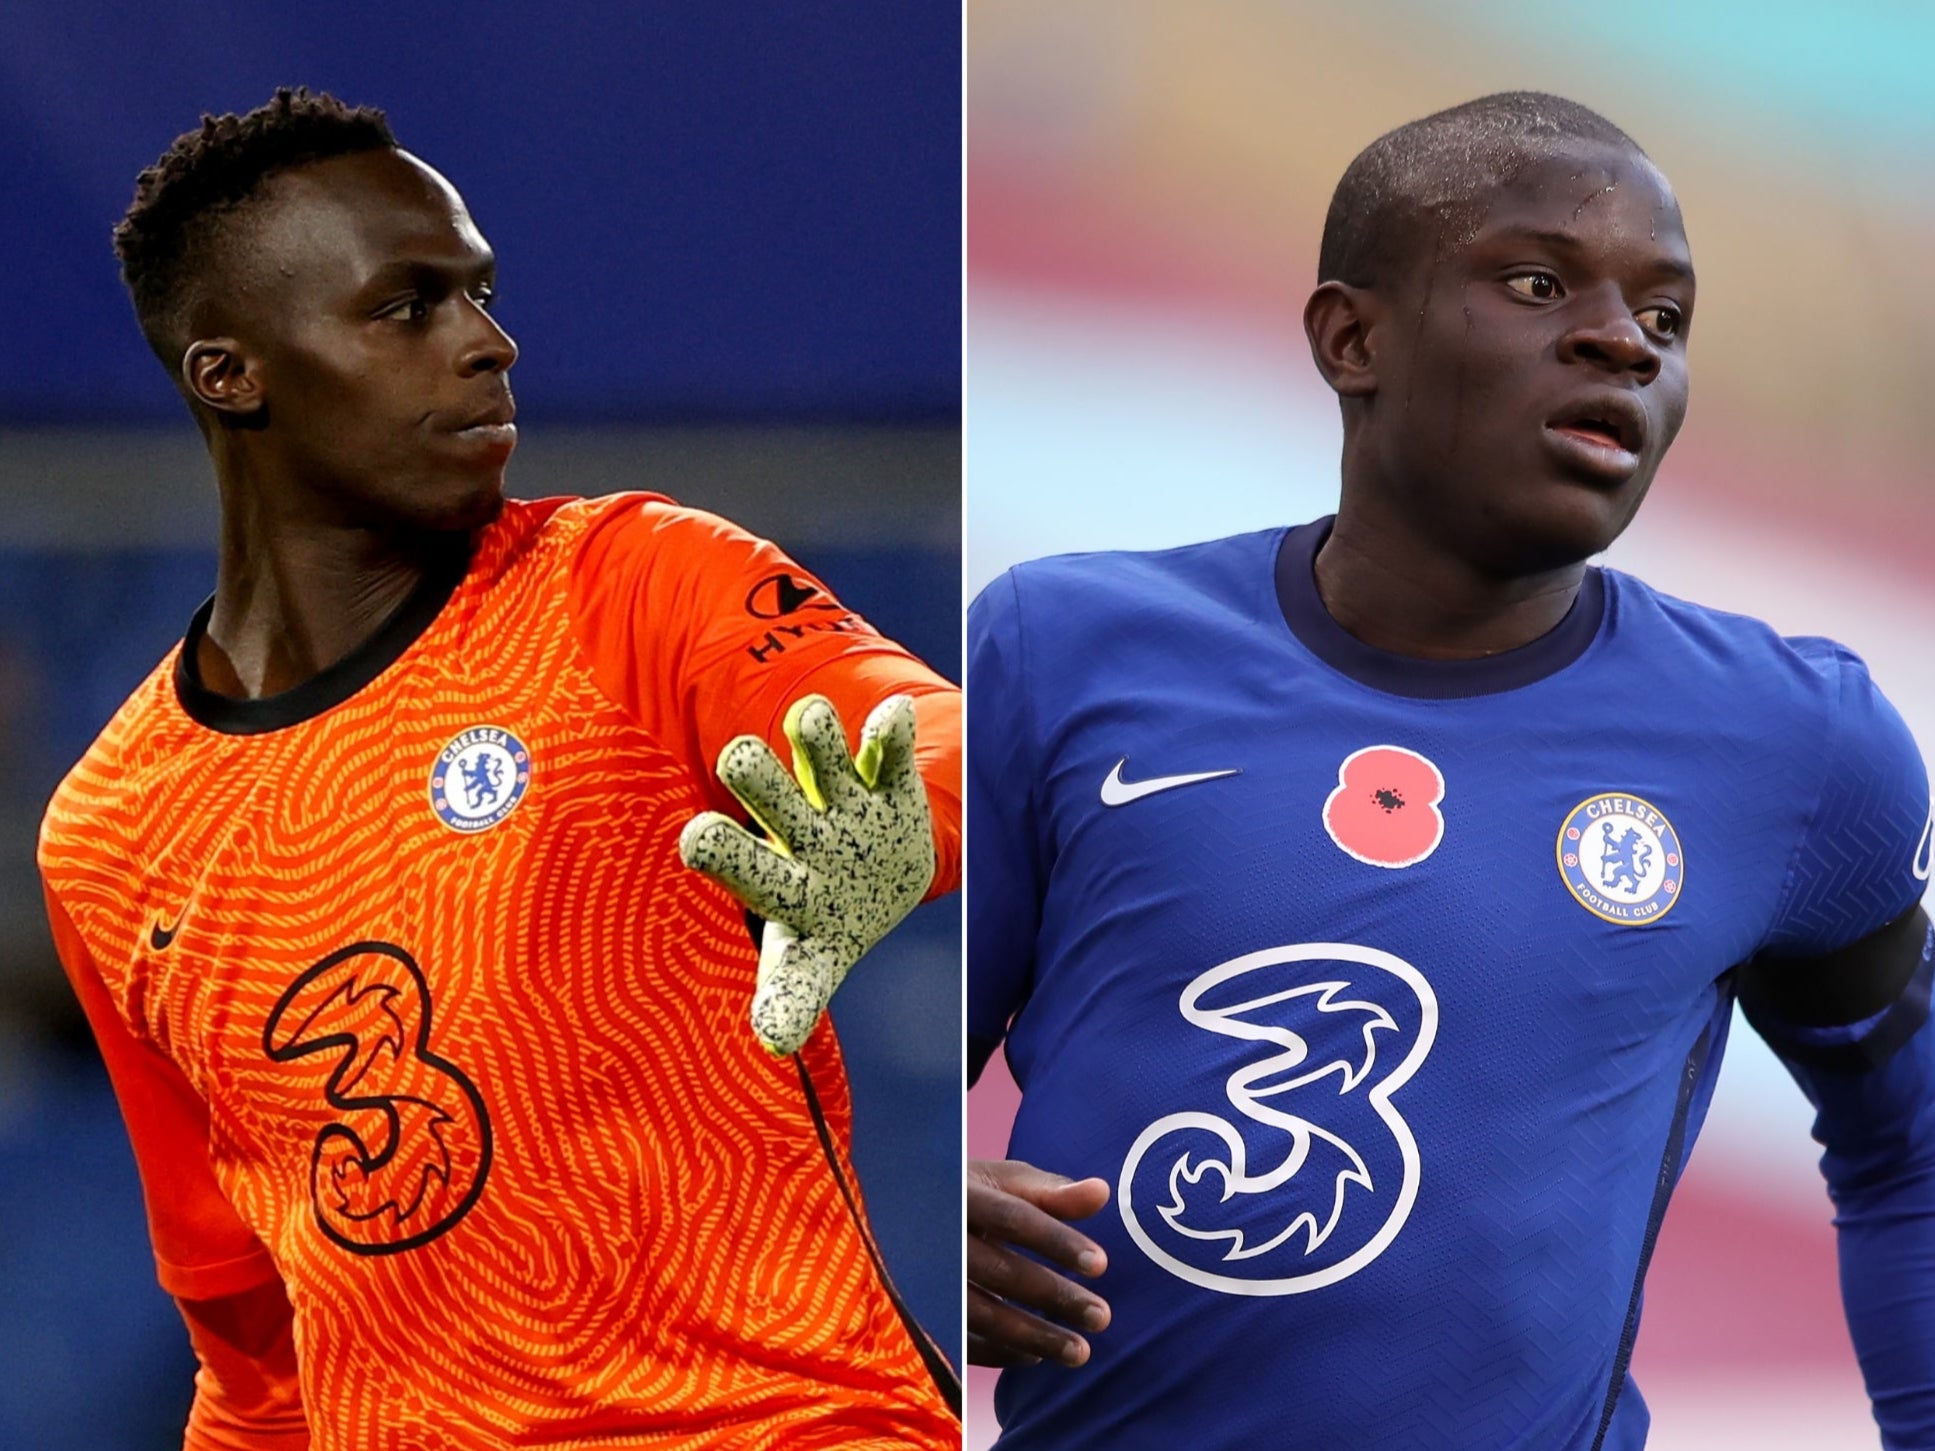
[
  {"left": 1492, "top": 142, "right": 1675, "bottom": 204},
  {"left": 1443, "top": 143, "right": 1689, "bottom": 261},
  {"left": 250, "top": 149, "right": 489, "bottom": 279}
]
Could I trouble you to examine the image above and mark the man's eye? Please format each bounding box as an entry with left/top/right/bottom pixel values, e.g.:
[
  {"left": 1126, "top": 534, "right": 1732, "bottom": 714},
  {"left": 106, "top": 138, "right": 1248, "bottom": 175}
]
[
  {"left": 471, "top": 285, "right": 496, "bottom": 311},
  {"left": 1637, "top": 305, "right": 1681, "bottom": 340},
  {"left": 378, "top": 297, "right": 428, "bottom": 323},
  {"left": 1504, "top": 271, "right": 1562, "bottom": 301}
]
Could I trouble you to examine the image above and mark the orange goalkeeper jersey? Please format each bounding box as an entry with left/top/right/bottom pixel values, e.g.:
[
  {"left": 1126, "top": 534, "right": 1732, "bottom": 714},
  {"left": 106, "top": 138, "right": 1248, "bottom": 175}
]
[{"left": 37, "top": 493, "right": 962, "bottom": 1450}]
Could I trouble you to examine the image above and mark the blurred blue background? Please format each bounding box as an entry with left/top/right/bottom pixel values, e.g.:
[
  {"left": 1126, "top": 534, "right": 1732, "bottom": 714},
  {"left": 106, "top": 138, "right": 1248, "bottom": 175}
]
[{"left": 0, "top": 5, "right": 960, "bottom": 1446}]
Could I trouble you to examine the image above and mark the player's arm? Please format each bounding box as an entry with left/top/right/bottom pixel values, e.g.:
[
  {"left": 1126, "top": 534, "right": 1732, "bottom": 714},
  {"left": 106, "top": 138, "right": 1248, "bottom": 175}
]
[
  {"left": 568, "top": 495, "right": 959, "bottom": 1054},
  {"left": 43, "top": 887, "right": 306, "bottom": 1446},
  {"left": 1740, "top": 646, "right": 1935, "bottom": 1444},
  {"left": 963, "top": 569, "right": 1112, "bottom": 1370},
  {"left": 1740, "top": 906, "right": 1935, "bottom": 1447},
  {"left": 568, "top": 494, "right": 959, "bottom": 887},
  {"left": 178, "top": 1282, "right": 308, "bottom": 1448}
]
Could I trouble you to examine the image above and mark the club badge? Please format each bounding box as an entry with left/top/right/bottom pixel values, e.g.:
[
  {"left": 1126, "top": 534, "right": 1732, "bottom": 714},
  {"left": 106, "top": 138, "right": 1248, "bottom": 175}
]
[
  {"left": 1557, "top": 793, "right": 1684, "bottom": 924},
  {"left": 431, "top": 726, "right": 531, "bottom": 833}
]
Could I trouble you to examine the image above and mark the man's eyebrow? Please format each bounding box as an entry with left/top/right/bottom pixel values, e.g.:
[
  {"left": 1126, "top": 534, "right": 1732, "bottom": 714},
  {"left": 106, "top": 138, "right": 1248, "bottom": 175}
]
[
  {"left": 360, "top": 251, "right": 498, "bottom": 291},
  {"left": 1486, "top": 225, "right": 1695, "bottom": 282}
]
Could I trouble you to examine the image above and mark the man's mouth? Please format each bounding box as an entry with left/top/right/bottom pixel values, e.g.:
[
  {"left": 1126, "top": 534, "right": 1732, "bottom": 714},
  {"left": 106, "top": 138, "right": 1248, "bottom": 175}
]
[
  {"left": 1543, "top": 394, "right": 1646, "bottom": 481},
  {"left": 1545, "top": 395, "right": 1645, "bottom": 455},
  {"left": 450, "top": 395, "right": 517, "bottom": 451},
  {"left": 1551, "top": 420, "right": 1624, "bottom": 449},
  {"left": 454, "top": 420, "right": 516, "bottom": 444}
]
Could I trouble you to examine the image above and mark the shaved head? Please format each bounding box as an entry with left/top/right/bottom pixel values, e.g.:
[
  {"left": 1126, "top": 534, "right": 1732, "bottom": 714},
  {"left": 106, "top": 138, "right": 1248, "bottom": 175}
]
[{"left": 1318, "top": 92, "right": 1645, "bottom": 290}]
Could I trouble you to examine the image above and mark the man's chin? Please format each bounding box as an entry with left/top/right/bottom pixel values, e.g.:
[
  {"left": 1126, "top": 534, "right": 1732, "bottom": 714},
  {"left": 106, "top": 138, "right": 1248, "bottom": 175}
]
[
  {"left": 426, "top": 478, "right": 507, "bottom": 534},
  {"left": 1513, "top": 479, "right": 1649, "bottom": 569}
]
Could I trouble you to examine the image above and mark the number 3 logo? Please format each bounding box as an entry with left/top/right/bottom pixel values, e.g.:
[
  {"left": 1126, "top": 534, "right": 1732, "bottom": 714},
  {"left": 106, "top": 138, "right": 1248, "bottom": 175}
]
[{"left": 263, "top": 942, "right": 493, "bottom": 1255}]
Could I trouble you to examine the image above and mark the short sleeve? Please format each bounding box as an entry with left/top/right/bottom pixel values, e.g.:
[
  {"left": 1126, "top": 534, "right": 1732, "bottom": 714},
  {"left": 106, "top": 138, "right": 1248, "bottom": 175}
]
[
  {"left": 43, "top": 886, "right": 280, "bottom": 1301},
  {"left": 967, "top": 570, "right": 1045, "bottom": 1043},
  {"left": 566, "top": 494, "right": 960, "bottom": 893},
  {"left": 1761, "top": 642, "right": 1931, "bottom": 958}
]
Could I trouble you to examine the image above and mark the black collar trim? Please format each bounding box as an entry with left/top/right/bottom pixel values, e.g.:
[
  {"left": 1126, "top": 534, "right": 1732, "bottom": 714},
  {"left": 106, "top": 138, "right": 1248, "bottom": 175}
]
[
  {"left": 1274, "top": 516, "right": 1605, "bottom": 699},
  {"left": 174, "top": 535, "right": 472, "bottom": 735}
]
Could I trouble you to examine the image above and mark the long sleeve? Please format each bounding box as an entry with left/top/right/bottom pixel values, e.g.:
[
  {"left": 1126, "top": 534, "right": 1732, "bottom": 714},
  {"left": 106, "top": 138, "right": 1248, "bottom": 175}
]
[
  {"left": 42, "top": 885, "right": 304, "bottom": 1443},
  {"left": 1754, "top": 909, "right": 1935, "bottom": 1445},
  {"left": 179, "top": 1281, "right": 309, "bottom": 1449},
  {"left": 1739, "top": 640, "right": 1935, "bottom": 1443},
  {"left": 566, "top": 493, "right": 960, "bottom": 895},
  {"left": 1768, "top": 978, "right": 1935, "bottom": 1449},
  {"left": 964, "top": 569, "right": 1044, "bottom": 1075}
]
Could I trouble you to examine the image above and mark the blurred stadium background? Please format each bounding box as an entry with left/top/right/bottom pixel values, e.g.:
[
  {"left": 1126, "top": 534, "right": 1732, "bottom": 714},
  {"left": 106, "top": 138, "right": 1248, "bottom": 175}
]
[
  {"left": 0, "top": 6, "right": 959, "bottom": 1446},
  {"left": 966, "top": 1, "right": 1934, "bottom": 1447}
]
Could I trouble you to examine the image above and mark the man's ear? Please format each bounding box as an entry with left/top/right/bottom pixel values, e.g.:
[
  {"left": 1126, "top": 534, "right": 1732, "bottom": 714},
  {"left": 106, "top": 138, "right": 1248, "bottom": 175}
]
[
  {"left": 181, "top": 340, "right": 266, "bottom": 418},
  {"left": 1303, "top": 282, "right": 1381, "bottom": 400}
]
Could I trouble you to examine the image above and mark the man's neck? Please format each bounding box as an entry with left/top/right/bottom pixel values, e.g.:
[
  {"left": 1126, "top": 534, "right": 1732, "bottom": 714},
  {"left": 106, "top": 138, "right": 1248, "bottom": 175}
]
[
  {"left": 200, "top": 476, "right": 433, "bottom": 700},
  {"left": 1314, "top": 501, "right": 1587, "bottom": 662}
]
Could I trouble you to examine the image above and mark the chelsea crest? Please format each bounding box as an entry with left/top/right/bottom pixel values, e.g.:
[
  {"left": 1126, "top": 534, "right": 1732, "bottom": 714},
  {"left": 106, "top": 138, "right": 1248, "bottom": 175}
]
[
  {"left": 1556, "top": 793, "right": 1684, "bottom": 924},
  {"left": 431, "top": 726, "right": 532, "bottom": 833}
]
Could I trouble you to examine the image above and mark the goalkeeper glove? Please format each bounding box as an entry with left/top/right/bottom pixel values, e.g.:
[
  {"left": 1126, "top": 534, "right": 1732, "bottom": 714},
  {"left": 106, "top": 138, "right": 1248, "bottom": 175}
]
[{"left": 679, "top": 693, "right": 936, "bottom": 1056}]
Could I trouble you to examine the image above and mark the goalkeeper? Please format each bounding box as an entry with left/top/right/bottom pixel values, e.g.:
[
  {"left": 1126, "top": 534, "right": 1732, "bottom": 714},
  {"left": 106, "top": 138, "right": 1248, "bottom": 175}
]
[{"left": 38, "top": 89, "right": 960, "bottom": 1449}]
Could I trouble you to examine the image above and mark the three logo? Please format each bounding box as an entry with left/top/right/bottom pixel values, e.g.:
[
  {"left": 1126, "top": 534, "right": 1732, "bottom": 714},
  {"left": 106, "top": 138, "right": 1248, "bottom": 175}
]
[
  {"left": 263, "top": 942, "right": 493, "bottom": 1255},
  {"left": 1119, "top": 942, "right": 1438, "bottom": 1295}
]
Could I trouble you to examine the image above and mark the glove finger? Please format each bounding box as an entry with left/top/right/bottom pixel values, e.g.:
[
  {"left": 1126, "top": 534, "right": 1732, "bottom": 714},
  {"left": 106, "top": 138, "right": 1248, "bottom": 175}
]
[
  {"left": 854, "top": 694, "right": 918, "bottom": 792},
  {"left": 783, "top": 695, "right": 867, "bottom": 814},
  {"left": 679, "top": 812, "right": 812, "bottom": 923},
  {"left": 714, "top": 734, "right": 820, "bottom": 855},
  {"left": 750, "top": 931, "right": 850, "bottom": 1057}
]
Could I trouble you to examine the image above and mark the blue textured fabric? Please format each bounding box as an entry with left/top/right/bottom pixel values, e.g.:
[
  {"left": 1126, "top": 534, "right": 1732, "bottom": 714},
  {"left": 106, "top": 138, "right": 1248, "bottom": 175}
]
[
  {"left": 1754, "top": 923, "right": 1935, "bottom": 1449},
  {"left": 1798, "top": 1009, "right": 1935, "bottom": 1450},
  {"left": 967, "top": 525, "right": 1931, "bottom": 1451}
]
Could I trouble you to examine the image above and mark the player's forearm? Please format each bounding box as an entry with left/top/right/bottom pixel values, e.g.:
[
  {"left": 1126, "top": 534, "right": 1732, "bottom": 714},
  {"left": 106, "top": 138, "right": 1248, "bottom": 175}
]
[
  {"left": 1785, "top": 1015, "right": 1935, "bottom": 1446},
  {"left": 1833, "top": 1160, "right": 1935, "bottom": 1448},
  {"left": 911, "top": 686, "right": 961, "bottom": 896}
]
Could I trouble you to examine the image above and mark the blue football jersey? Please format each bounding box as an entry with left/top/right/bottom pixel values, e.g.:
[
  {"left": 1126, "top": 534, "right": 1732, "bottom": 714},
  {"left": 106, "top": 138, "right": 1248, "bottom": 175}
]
[{"left": 968, "top": 519, "right": 1931, "bottom": 1451}]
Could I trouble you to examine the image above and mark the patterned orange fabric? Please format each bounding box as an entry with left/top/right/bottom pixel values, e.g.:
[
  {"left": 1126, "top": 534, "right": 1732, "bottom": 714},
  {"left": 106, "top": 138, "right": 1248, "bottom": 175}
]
[{"left": 38, "top": 494, "right": 961, "bottom": 1450}]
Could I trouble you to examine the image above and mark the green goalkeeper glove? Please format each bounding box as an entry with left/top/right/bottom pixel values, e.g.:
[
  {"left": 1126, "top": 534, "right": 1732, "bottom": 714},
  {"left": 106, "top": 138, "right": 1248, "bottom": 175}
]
[{"left": 679, "top": 693, "right": 936, "bottom": 1057}]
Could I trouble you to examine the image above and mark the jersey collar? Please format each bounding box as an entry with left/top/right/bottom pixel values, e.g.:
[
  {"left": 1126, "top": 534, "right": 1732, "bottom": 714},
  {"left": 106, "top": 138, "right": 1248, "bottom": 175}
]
[
  {"left": 174, "top": 534, "right": 472, "bottom": 735},
  {"left": 1275, "top": 516, "right": 1605, "bottom": 699}
]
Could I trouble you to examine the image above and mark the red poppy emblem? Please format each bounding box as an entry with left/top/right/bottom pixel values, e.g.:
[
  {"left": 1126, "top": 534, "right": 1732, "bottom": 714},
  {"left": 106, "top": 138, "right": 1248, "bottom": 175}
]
[{"left": 1323, "top": 745, "right": 1446, "bottom": 868}]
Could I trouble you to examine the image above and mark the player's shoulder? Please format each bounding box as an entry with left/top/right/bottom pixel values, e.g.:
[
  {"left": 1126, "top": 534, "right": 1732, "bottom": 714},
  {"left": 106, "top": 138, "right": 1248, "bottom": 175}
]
[
  {"left": 1603, "top": 570, "right": 1914, "bottom": 789},
  {"left": 979, "top": 527, "right": 1284, "bottom": 639},
  {"left": 473, "top": 491, "right": 658, "bottom": 571},
  {"left": 489, "top": 490, "right": 780, "bottom": 581},
  {"left": 1603, "top": 567, "right": 1877, "bottom": 711},
  {"left": 38, "top": 656, "right": 192, "bottom": 888}
]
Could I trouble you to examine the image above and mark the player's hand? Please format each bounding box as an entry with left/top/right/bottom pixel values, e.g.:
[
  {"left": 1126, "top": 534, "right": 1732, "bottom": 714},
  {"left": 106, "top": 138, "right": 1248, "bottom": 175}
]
[
  {"left": 679, "top": 694, "right": 935, "bottom": 1057},
  {"left": 968, "top": 1159, "right": 1112, "bottom": 1369}
]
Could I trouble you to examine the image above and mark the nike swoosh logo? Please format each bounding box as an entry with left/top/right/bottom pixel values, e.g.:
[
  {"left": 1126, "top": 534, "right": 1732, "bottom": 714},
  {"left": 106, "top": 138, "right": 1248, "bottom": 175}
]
[
  {"left": 150, "top": 915, "right": 183, "bottom": 950},
  {"left": 1100, "top": 758, "right": 1241, "bottom": 807}
]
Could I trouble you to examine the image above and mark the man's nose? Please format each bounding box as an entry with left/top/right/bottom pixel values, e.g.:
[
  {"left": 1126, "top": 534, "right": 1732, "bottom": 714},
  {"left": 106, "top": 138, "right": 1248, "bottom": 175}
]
[
  {"left": 1557, "top": 291, "right": 1659, "bottom": 382},
  {"left": 457, "top": 298, "right": 518, "bottom": 376}
]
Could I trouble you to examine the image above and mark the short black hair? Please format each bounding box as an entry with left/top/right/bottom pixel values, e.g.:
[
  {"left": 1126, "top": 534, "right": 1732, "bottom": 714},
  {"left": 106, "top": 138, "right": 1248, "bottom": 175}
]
[
  {"left": 1318, "top": 92, "right": 1644, "bottom": 290},
  {"left": 114, "top": 87, "right": 396, "bottom": 368}
]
